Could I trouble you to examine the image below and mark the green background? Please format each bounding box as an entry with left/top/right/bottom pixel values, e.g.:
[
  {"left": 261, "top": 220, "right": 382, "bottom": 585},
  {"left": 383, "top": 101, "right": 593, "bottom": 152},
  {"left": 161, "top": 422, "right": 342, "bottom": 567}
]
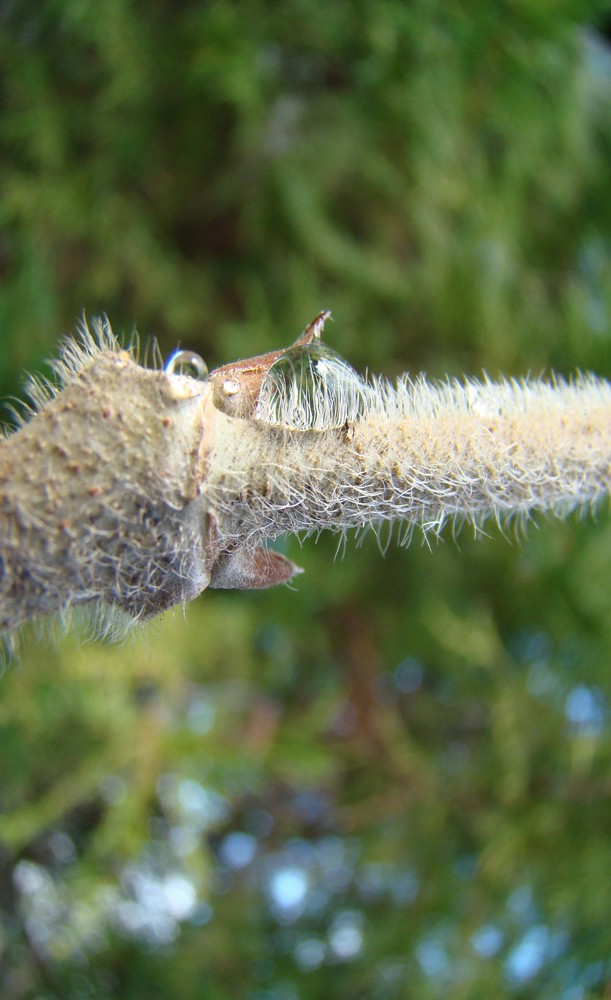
[{"left": 0, "top": 1, "right": 610, "bottom": 997}]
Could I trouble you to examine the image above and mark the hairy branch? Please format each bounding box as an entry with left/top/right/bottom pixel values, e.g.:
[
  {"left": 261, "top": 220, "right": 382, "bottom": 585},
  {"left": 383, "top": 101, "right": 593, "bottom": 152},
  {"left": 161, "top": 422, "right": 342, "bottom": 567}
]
[{"left": 0, "top": 314, "right": 609, "bottom": 638}]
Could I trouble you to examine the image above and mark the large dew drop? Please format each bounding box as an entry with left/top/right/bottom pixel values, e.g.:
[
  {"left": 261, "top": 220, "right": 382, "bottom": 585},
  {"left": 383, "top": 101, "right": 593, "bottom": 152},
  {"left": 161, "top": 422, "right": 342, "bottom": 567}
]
[
  {"left": 256, "top": 342, "right": 368, "bottom": 430},
  {"left": 165, "top": 350, "right": 209, "bottom": 381}
]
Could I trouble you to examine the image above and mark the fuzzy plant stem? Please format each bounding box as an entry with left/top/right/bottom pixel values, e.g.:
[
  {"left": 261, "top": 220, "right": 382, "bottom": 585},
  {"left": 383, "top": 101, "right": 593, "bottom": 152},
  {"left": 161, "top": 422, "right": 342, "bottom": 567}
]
[
  {"left": 0, "top": 318, "right": 609, "bottom": 636},
  {"left": 206, "top": 375, "right": 611, "bottom": 545}
]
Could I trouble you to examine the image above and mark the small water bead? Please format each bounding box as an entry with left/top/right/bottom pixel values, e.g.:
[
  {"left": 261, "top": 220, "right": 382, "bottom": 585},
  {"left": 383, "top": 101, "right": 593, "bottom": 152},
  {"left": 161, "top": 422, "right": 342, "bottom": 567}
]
[
  {"left": 165, "top": 350, "right": 209, "bottom": 381},
  {"left": 256, "top": 342, "right": 368, "bottom": 430}
]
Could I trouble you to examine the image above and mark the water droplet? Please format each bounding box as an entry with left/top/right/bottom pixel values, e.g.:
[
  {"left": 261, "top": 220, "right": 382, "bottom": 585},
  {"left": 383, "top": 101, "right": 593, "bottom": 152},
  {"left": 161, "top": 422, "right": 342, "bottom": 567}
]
[
  {"left": 256, "top": 342, "right": 367, "bottom": 430},
  {"left": 165, "top": 350, "right": 209, "bottom": 381}
]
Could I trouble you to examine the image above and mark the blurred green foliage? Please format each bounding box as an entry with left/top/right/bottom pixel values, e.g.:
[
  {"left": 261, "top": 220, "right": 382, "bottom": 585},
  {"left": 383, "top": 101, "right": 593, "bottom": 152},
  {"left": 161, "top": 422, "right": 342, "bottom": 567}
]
[{"left": 0, "top": 1, "right": 610, "bottom": 997}]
